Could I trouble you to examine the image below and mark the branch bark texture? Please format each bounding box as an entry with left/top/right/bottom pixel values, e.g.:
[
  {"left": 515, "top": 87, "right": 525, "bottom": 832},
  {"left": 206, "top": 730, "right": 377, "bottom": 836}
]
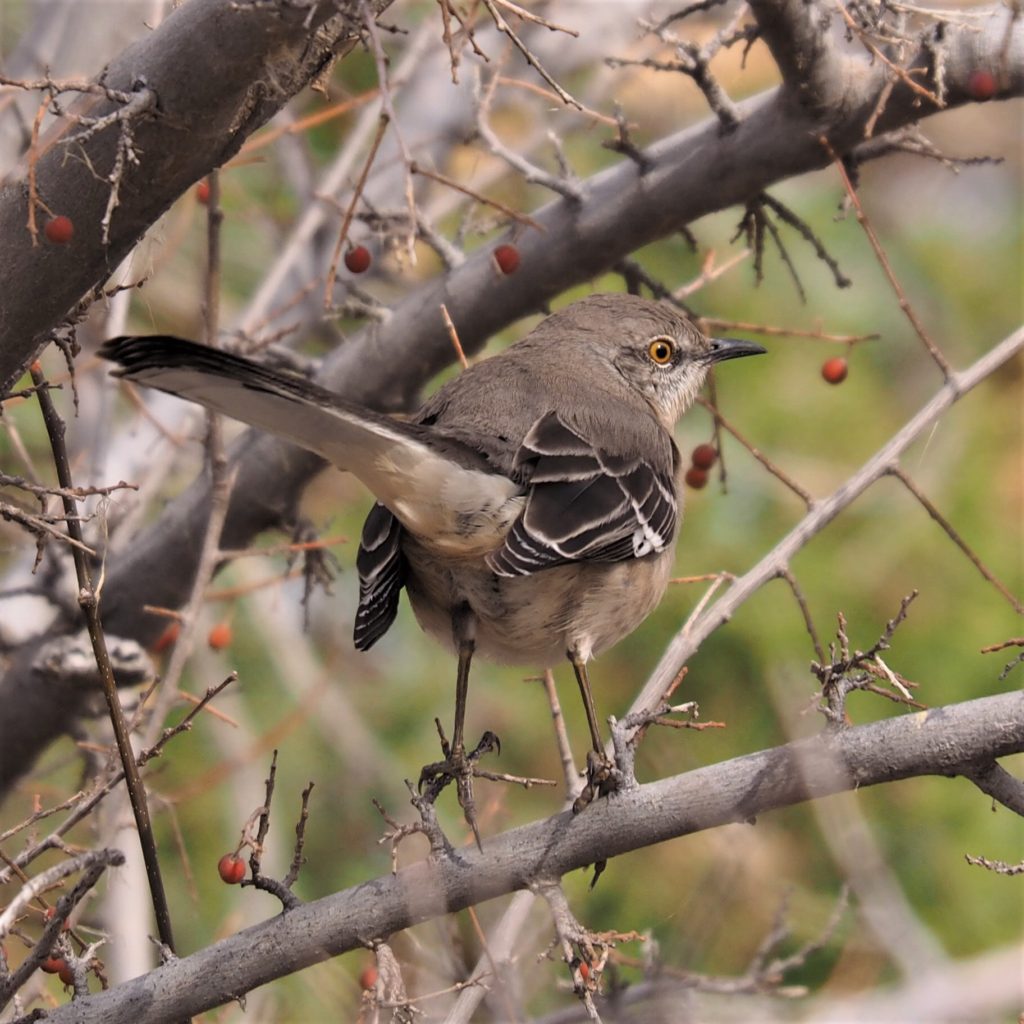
[
  {"left": 28, "top": 691, "right": 1024, "bottom": 1024},
  {"left": 0, "top": 0, "right": 392, "bottom": 394}
]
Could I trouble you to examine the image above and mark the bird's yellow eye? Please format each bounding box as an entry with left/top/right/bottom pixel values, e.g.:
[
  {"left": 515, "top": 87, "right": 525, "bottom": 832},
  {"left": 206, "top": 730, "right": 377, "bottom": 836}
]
[{"left": 647, "top": 337, "right": 675, "bottom": 365}]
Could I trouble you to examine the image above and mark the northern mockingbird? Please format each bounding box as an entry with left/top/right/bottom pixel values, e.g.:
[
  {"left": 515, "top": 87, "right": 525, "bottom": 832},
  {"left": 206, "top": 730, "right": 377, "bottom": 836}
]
[{"left": 101, "top": 293, "right": 764, "bottom": 838}]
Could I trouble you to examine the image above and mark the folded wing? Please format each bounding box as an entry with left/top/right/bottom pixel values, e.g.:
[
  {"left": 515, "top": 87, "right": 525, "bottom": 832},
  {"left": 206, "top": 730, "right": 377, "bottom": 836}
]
[{"left": 486, "top": 411, "right": 678, "bottom": 577}]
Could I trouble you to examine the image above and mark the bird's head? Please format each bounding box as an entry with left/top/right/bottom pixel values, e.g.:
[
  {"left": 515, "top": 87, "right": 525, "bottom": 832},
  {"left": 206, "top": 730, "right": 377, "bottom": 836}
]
[{"left": 547, "top": 293, "right": 766, "bottom": 427}]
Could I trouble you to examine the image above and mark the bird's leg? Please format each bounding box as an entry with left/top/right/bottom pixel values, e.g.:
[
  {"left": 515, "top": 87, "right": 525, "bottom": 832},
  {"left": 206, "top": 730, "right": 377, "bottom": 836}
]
[
  {"left": 568, "top": 650, "right": 616, "bottom": 814},
  {"left": 449, "top": 603, "right": 474, "bottom": 761},
  {"left": 418, "top": 602, "right": 500, "bottom": 849}
]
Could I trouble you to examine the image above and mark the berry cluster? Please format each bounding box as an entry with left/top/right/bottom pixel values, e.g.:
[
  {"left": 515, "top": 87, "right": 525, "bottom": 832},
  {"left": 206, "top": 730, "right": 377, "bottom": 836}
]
[{"left": 684, "top": 443, "right": 717, "bottom": 490}]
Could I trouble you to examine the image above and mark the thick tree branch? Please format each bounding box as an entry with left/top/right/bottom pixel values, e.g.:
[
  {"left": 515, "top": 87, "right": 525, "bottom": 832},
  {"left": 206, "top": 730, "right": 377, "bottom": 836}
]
[
  {"left": 27, "top": 690, "right": 1024, "bottom": 1024},
  {"left": 960, "top": 760, "right": 1024, "bottom": 814},
  {"left": 0, "top": 0, "right": 392, "bottom": 395},
  {"left": 747, "top": 0, "right": 856, "bottom": 114}
]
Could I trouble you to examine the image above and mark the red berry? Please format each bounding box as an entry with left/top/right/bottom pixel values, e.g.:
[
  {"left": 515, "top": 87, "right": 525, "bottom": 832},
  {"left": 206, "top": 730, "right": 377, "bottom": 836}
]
[
  {"left": 196, "top": 180, "right": 211, "bottom": 204},
  {"left": 821, "top": 356, "right": 848, "bottom": 384},
  {"left": 44, "top": 216, "right": 74, "bottom": 245},
  {"left": 359, "top": 965, "right": 378, "bottom": 990},
  {"left": 217, "top": 853, "right": 246, "bottom": 884},
  {"left": 685, "top": 466, "right": 708, "bottom": 490},
  {"left": 207, "top": 622, "right": 232, "bottom": 650},
  {"left": 40, "top": 957, "right": 66, "bottom": 975},
  {"left": 690, "top": 444, "right": 717, "bottom": 470},
  {"left": 58, "top": 962, "right": 76, "bottom": 986},
  {"left": 967, "top": 69, "right": 997, "bottom": 102},
  {"left": 493, "top": 243, "right": 520, "bottom": 275},
  {"left": 578, "top": 961, "right": 590, "bottom": 980},
  {"left": 344, "top": 245, "right": 372, "bottom": 274}
]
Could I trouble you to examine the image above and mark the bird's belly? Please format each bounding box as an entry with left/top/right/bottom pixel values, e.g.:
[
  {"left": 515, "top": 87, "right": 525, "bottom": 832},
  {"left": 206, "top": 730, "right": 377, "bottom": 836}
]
[{"left": 404, "top": 545, "right": 674, "bottom": 668}]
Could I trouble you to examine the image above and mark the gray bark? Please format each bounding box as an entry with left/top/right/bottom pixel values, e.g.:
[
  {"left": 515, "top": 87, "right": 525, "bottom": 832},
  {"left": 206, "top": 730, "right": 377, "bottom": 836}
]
[{"left": 0, "top": 0, "right": 391, "bottom": 394}]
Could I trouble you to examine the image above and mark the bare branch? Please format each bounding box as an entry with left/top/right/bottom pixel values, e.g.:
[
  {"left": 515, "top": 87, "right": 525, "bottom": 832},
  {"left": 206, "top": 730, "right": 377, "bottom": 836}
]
[
  {"left": 887, "top": 467, "right": 1023, "bottom": 614},
  {"left": 960, "top": 760, "right": 1024, "bottom": 814},
  {"left": 28, "top": 690, "right": 1024, "bottom": 1024}
]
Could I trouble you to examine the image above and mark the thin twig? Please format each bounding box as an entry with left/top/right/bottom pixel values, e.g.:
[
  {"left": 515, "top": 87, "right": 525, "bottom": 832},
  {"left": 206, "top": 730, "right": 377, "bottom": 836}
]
[
  {"left": 696, "top": 396, "right": 814, "bottom": 507},
  {"left": 537, "top": 668, "right": 581, "bottom": 801},
  {"left": 410, "top": 161, "right": 546, "bottom": 230},
  {"left": 30, "top": 364, "right": 177, "bottom": 955},
  {"left": 822, "top": 138, "right": 953, "bottom": 378},
  {"left": 887, "top": 466, "right": 1023, "bottom": 614},
  {"left": 777, "top": 567, "right": 826, "bottom": 663},
  {"left": 362, "top": 1, "right": 418, "bottom": 261},
  {"left": 474, "top": 70, "right": 583, "bottom": 201},
  {"left": 440, "top": 303, "right": 470, "bottom": 369},
  {"left": 480, "top": 0, "right": 582, "bottom": 110},
  {"left": 834, "top": 3, "right": 944, "bottom": 109},
  {"left": 323, "top": 113, "right": 390, "bottom": 307},
  {"left": 701, "top": 318, "right": 878, "bottom": 345}
]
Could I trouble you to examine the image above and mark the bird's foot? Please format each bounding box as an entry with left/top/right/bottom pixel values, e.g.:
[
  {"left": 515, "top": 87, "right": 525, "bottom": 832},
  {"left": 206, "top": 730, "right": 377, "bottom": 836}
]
[
  {"left": 572, "top": 749, "right": 619, "bottom": 814},
  {"left": 418, "top": 722, "right": 501, "bottom": 850}
]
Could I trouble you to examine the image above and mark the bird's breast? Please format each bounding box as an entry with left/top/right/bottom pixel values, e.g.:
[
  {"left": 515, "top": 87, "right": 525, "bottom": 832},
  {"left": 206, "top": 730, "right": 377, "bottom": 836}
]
[{"left": 402, "top": 542, "right": 675, "bottom": 668}]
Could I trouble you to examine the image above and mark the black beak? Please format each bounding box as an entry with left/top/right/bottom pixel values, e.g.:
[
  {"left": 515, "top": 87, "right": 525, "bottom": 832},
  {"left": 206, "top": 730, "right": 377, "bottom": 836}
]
[{"left": 707, "top": 337, "right": 767, "bottom": 363}]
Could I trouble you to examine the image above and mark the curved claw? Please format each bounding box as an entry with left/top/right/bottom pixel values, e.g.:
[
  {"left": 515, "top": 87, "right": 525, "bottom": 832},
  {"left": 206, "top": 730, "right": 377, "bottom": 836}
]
[
  {"left": 470, "top": 730, "right": 501, "bottom": 759},
  {"left": 572, "top": 749, "right": 616, "bottom": 814},
  {"left": 417, "top": 730, "right": 503, "bottom": 848}
]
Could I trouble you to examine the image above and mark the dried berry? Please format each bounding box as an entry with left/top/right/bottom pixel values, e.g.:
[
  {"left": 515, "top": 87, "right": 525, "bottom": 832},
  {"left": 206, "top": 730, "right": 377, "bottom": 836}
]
[
  {"left": 208, "top": 622, "right": 233, "bottom": 650},
  {"left": 217, "top": 853, "right": 246, "bottom": 884},
  {"left": 685, "top": 466, "right": 708, "bottom": 490},
  {"left": 967, "top": 69, "right": 997, "bottom": 102}
]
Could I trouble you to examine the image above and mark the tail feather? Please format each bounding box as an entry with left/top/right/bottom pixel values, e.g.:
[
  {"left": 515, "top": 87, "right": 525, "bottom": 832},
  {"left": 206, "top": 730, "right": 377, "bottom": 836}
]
[
  {"left": 99, "top": 336, "right": 517, "bottom": 542},
  {"left": 100, "top": 335, "right": 420, "bottom": 470}
]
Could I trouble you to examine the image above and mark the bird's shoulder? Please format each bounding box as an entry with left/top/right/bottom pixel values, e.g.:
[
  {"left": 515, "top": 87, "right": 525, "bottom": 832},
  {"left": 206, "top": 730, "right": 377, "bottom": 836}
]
[{"left": 416, "top": 348, "right": 675, "bottom": 477}]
